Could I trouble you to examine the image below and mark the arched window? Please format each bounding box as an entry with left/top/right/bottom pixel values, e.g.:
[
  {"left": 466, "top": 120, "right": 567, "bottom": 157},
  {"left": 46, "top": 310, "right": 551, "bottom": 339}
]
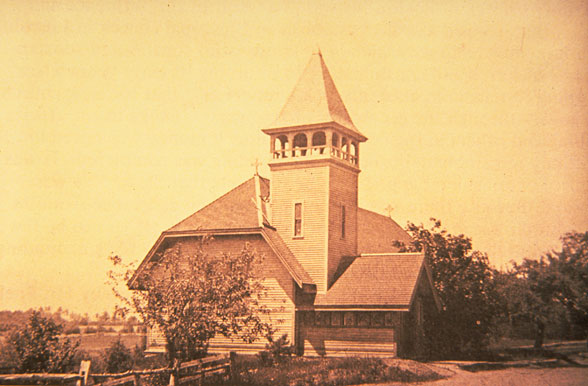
[
  {"left": 332, "top": 133, "right": 340, "bottom": 157},
  {"left": 293, "top": 133, "right": 308, "bottom": 157},
  {"left": 312, "top": 131, "right": 326, "bottom": 154},
  {"left": 274, "top": 135, "right": 289, "bottom": 158},
  {"left": 341, "top": 137, "right": 349, "bottom": 160},
  {"left": 351, "top": 142, "right": 358, "bottom": 164}
]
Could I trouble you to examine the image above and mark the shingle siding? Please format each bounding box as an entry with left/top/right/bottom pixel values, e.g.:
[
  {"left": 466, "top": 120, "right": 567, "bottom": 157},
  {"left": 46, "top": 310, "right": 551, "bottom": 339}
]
[
  {"left": 328, "top": 164, "right": 359, "bottom": 288},
  {"left": 271, "top": 164, "right": 329, "bottom": 292},
  {"left": 303, "top": 327, "right": 397, "bottom": 357}
]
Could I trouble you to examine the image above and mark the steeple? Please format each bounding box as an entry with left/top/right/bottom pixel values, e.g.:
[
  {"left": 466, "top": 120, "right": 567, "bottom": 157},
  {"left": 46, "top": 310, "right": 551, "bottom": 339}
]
[
  {"left": 262, "top": 52, "right": 365, "bottom": 293},
  {"left": 265, "top": 52, "right": 367, "bottom": 142}
]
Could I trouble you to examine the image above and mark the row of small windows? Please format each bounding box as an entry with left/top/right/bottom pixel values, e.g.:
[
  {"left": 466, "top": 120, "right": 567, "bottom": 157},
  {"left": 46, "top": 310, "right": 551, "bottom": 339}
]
[
  {"left": 273, "top": 131, "right": 358, "bottom": 165},
  {"left": 302, "top": 311, "right": 400, "bottom": 328}
]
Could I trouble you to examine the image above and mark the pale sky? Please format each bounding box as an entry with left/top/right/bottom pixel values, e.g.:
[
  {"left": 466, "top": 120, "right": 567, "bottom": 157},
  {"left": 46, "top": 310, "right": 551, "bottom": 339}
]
[{"left": 1, "top": 0, "right": 587, "bottom": 315}]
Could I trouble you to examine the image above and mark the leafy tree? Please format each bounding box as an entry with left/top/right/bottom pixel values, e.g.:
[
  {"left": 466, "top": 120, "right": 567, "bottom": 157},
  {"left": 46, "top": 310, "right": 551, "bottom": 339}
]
[
  {"left": 8, "top": 310, "right": 79, "bottom": 372},
  {"left": 109, "top": 238, "right": 271, "bottom": 370},
  {"left": 102, "top": 339, "right": 133, "bottom": 373},
  {"left": 395, "top": 218, "right": 502, "bottom": 356},
  {"left": 509, "top": 231, "right": 588, "bottom": 348},
  {"left": 553, "top": 232, "right": 588, "bottom": 340}
]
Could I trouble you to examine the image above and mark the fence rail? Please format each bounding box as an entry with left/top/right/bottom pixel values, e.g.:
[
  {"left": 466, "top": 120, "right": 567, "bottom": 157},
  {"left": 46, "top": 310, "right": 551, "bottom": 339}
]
[{"left": 0, "top": 353, "right": 235, "bottom": 386}]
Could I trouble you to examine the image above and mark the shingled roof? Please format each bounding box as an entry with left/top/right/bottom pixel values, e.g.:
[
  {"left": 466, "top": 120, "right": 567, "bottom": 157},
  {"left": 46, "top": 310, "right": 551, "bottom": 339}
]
[
  {"left": 315, "top": 253, "right": 426, "bottom": 309},
  {"left": 134, "top": 177, "right": 417, "bottom": 296},
  {"left": 168, "top": 176, "right": 269, "bottom": 232},
  {"left": 358, "top": 208, "right": 413, "bottom": 254},
  {"left": 267, "top": 52, "right": 366, "bottom": 141},
  {"left": 129, "top": 175, "right": 315, "bottom": 290}
]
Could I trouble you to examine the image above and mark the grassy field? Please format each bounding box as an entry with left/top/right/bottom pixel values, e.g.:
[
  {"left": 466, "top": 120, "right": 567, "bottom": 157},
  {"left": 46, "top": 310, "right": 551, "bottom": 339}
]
[
  {"left": 204, "top": 356, "right": 448, "bottom": 386},
  {"left": 64, "top": 333, "right": 145, "bottom": 354}
]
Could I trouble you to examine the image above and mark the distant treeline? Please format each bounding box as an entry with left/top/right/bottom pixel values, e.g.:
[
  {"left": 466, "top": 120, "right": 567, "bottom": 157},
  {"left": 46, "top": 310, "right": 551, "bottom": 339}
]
[{"left": 0, "top": 308, "right": 141, "bottom": 337}]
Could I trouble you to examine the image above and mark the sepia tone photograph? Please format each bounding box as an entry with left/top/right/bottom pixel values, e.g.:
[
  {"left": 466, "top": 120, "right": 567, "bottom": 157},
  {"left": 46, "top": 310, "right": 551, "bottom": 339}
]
[{"left": 1, "top": 1, "right": 587, "bottom": 385}]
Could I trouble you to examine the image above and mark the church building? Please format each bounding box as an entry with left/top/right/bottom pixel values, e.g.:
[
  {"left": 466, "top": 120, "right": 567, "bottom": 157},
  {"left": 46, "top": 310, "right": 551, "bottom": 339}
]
[{"left": 129, "top": 52, "right": 440, "bottom": 358}]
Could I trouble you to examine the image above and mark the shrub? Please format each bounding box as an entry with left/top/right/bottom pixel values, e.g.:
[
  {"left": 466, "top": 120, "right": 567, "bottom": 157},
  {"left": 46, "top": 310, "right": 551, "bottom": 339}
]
[
  {"left": 258, "top": 333, "right": 294, "bottom": 366},
  {"left": 85, "top": 326, "right": 98, "bottom": 334},
  {"left": 0, "top": 339, "right": 19, "bottom": 373},
  {"left": 8, "top": 311, "right": 79, "bottom": 373},
  {"left": 102, "top": 339, "right": 133, "bottom": 373},
  {"left": 65, "top": 326, "right": 81, "bottom": 335}
]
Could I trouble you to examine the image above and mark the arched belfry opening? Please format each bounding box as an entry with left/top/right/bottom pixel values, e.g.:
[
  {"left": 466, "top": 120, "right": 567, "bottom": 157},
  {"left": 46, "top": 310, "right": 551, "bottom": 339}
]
[
  {"left": 293, "top": 133, "right": 308, "bottom": 157},
  {"left": 311, "top": 131, "right": 326, "bottom": 154},
  {"left": 274, "top": 135, "right": 289, "bottom": 159},
  {"left": 268, "top": 129, "right": 361, "bottom": 166}
]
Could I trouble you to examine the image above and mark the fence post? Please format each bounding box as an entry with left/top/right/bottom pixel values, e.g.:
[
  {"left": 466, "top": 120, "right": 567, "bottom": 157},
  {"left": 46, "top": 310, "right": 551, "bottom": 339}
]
[
  {"left": 168, "top": 359, "right": 180, "bottom": 386},
  {"left": 229, "top": 351, "right": 237, "bottom": 383},
  {"left": 77, "top": 360, "right": 91, "bottom": 386},
  {"left": 133, "top": 373, "right": 141, "bottom": 386}
]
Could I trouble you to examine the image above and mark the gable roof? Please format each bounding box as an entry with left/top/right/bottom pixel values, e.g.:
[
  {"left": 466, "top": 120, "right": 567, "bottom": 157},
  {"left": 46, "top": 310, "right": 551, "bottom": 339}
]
[
  {"left": 315, "top": 253, "right": 426, "bottom": 309},
  {"left": 129, "top": 176, "right": 315, "bottom": 290},
  {"left": 267, "top": 52, "right": 366, "bottom": 141},
  {"left": 357, "top": 208, "right": 413, "bottom": 254},
  {"left": 168, "top": 176, "right": 269, "bottom": 232}
]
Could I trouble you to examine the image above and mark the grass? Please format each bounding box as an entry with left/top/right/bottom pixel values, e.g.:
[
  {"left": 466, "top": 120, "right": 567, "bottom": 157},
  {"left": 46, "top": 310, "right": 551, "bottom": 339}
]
[
  {"left": 64, "top": 332, "right": 145, "bottom": 354},
  {"left": 203, "top": 356, "right": 446, "bottom": 386}
]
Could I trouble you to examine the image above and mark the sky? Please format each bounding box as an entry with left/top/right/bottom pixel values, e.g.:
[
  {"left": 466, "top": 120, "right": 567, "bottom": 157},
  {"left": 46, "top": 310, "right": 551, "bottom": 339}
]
[{"left": 1, "top": 0, "right": 587, "bottom": 315}]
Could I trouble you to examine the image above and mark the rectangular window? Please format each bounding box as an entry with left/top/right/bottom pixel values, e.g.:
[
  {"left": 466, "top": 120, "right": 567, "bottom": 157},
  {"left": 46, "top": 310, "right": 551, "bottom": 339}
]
[
  {"left": 372, "top": 312, "right": 384, "bottom": 327},
  {"left": 343, "top": 312, "right": 355, "bottom": 327},
  {"left": 294, "top": 202, "right": 303, "bottom": 237},
  {"left": 357, "top": 312, "right": 371, "bottom": 327},
  {"left": 341, "top": 205, "right": 346, "bottom": 238},
  {"left": 384, "top": 312, "right": 396, "bottom": 327},
  {"left": 331, "top": 312, "right": 342, "bottom": 327}
]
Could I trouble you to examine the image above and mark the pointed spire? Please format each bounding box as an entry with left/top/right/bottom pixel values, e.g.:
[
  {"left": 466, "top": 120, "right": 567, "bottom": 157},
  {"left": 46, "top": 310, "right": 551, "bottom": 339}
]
[{"left": 270, "top": 52, "right": 366, "bottom": 140}]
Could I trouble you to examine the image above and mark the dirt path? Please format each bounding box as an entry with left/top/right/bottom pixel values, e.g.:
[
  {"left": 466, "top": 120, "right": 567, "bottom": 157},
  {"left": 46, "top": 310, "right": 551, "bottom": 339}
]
[{"left": 368, "top": 367, "right": 588, "bottom": 385}]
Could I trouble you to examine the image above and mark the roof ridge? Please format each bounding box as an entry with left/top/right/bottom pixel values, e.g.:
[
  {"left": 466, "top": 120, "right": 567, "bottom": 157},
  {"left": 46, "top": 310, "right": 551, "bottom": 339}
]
[
  {"left": 166, "top": 176, "right": 257, "bottom": 231},
  {"left": 358, "top": 207, "right": 392, "bottom": 219},
  {"left": 360, "top": 252, "right": 423, "bottom": 257}
]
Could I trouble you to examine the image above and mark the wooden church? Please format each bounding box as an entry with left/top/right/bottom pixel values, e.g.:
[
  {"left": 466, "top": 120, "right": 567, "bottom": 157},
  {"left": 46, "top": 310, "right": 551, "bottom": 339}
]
[{"left": 129, "top": 52, "right": 440, "bottom": 358}]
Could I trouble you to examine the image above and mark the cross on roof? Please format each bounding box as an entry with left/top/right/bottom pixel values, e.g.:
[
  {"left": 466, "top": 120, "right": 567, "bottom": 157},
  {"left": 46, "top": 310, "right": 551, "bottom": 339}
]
[
  {"left": 251, "top": 158, "right": 262, "bottom": 175},
  {"left": 385, "top": 204, "right": 394, "bottom": 217}
]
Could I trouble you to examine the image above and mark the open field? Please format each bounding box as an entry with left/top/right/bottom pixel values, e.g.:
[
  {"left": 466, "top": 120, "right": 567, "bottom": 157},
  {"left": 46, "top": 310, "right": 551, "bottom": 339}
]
[{"left": 64, "top": 333, "right": 145, "bottom": 353}]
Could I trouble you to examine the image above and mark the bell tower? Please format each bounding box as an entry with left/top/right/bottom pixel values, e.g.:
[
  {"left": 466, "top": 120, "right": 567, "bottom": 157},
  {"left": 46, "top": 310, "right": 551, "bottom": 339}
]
[{"left": 262, "top": 52, "right": 367, "bottom": 293}]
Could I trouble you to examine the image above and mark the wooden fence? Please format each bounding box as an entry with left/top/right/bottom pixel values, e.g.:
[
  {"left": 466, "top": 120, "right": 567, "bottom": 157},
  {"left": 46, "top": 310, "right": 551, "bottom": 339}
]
[{"left": 0, "top": 353, "right": 235, "bottom": 386}]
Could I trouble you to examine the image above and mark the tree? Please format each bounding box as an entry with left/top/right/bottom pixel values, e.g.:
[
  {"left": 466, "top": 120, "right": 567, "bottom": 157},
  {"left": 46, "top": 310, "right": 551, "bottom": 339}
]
[
  {"left": 109, "top": 238, "right": 271, "bottom": 369},
  {"left": 103, "top": 339, "right": 133, "bottom": 373},
  {"left": 395, "top": 218, "right": 502, "bottom": 356},
  {"left": 509, "top": 231, "right": 588, "bottom": 348},
  {"left": 8, "top": 310, "right": 79, "bottom": 373},
  {"left": 500, "top": 261, "right": 565, "bottom": 348},
  {"left": 553, "top": 231, "right": 588, "bottom": 343}
]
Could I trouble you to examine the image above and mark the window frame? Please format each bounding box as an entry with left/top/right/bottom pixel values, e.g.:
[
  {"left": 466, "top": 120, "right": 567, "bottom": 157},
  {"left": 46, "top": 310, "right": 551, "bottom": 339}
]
[{"left": 293, "top": 201, "right": 304, "bottom": 238}]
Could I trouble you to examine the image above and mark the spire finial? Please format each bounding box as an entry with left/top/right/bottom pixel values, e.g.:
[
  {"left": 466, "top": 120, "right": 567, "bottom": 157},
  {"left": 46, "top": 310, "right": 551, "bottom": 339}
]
[
  {"left": 385, "top": 204, "right": 394, "bottom": 218},
  {"left": 314, "top": 45, "right": 322, "bottom": 56}
]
